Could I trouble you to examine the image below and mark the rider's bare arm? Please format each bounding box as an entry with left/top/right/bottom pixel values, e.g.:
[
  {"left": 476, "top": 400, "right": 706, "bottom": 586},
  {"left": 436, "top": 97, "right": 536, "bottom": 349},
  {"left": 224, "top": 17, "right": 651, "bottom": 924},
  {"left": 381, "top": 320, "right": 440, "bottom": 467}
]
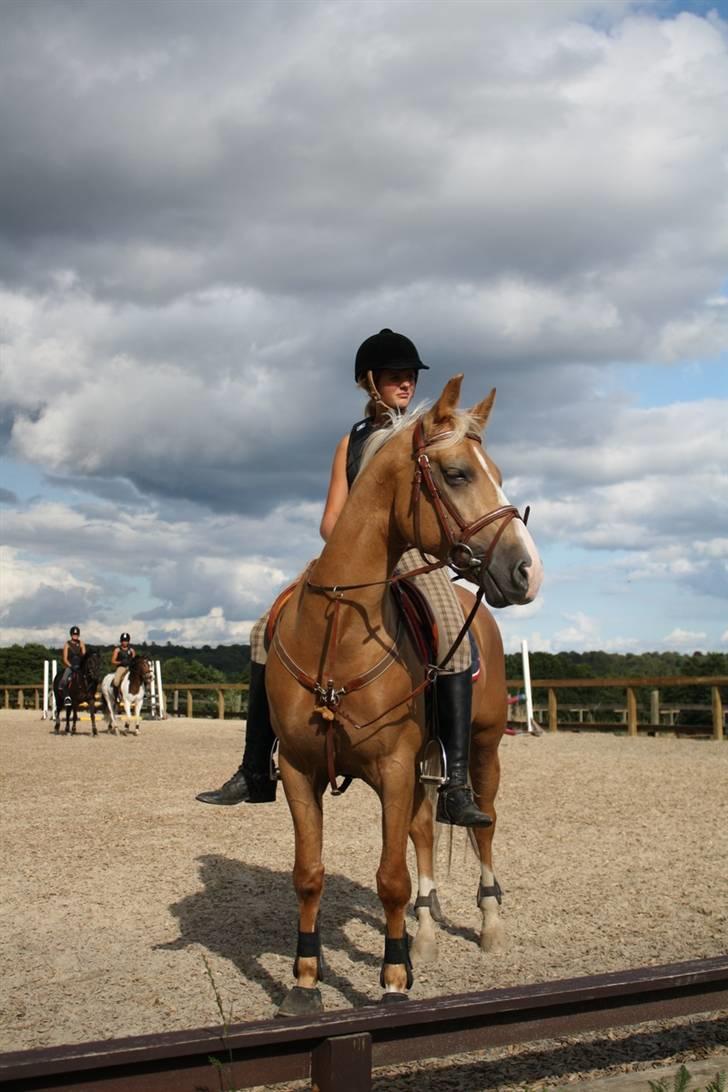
[
  {"left": 79, "top": 641, "right": 86, "bottom": 656},
  {"left": 62, "top": 642, "right": 71, "bottom": 668},
  {"left": 319, "top": 434, "right": 350, "bottom": 542},
  {"left": 111, "top": 648, "right": 120, "bottom": 665}
]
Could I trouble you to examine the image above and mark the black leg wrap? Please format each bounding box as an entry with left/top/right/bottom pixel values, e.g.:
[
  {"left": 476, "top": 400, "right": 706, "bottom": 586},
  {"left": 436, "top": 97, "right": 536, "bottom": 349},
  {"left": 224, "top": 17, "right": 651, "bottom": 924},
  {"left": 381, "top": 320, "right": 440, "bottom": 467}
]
[
  {"left": 379, "top": 934, "right": 413, "bottom": 989},
  {"left": 414, "top": 889, "right": 444, "bottom": 923},
  {"left": 476, "top": 878, "right": 503, "bottom": 906},
  {"left": 293, "top": 923, "right": 325, "bottom": 981}
]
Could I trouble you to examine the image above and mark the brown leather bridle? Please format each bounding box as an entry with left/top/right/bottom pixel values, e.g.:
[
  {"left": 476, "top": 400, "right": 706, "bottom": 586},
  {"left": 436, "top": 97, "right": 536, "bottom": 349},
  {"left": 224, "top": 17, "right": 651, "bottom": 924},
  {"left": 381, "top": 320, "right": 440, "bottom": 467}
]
[{"left": 411, "top": 419, "right": 529, "bottom": 581}]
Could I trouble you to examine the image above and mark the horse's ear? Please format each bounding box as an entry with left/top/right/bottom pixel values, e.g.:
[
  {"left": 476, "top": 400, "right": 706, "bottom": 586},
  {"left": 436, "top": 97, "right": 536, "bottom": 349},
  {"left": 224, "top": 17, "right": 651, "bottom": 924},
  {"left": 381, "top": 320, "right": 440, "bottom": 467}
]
[
  {"left": 430, "top": 374, "right": 463, "bottom": 428},
  {"left": 471, "top": 388, "right": 496, "bottom": 432}
]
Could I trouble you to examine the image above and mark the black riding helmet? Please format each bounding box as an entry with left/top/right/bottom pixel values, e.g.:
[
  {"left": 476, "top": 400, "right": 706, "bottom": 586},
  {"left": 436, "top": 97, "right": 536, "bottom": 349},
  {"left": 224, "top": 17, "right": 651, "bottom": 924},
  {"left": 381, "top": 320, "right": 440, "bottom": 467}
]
[
  {"left": 354, "top": 329, "right": 429, "bottom": 383},
  {"left": 120, "top": 633, "right": 131, "bottom": 642},
  {"left": 69, "top": 626, "right": 80, "bottom": 636}
]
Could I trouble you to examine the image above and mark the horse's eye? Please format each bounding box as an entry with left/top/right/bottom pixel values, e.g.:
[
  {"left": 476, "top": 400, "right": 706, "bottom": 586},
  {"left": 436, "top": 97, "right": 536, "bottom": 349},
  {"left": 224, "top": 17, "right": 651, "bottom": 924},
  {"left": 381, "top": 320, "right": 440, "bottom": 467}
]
[{"left": 444, "top": 466, "right": 469, "bottom": 486}]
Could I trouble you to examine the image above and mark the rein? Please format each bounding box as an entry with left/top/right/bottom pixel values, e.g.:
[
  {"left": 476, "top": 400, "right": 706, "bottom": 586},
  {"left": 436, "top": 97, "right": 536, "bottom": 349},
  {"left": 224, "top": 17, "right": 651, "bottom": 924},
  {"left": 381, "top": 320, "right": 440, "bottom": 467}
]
[{"left": 272, "top": 419, "right": 530, "bottom": 794}]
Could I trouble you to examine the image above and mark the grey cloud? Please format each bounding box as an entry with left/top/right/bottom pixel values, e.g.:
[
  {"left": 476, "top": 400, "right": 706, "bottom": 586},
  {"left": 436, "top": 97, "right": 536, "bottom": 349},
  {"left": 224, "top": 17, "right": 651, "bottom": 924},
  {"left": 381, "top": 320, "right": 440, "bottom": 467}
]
[
  {"left": 1, "top": 583, "right": 100, "bottom": 627},
  {"left": 0, "top": 486, "right": 18, "bottom": 503}
]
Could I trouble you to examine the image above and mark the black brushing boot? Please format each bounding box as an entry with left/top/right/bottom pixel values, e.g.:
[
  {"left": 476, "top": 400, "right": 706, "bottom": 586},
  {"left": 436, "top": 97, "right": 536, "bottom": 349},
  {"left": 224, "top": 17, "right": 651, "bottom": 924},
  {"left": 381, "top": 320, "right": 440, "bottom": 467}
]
[
  {"left": 435, "top": 669, "right": 492, "bottom": 828},
  {"left": 196, "top": 662, "right": 277, "bottom": 805}
]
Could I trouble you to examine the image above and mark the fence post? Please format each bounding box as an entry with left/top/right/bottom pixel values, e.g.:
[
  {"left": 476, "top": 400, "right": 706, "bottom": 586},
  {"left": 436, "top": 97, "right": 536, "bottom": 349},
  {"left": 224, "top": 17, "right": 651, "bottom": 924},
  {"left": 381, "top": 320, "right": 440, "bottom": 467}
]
[
  {"left": 217, "top": 690, "right": 225, "bottom": 719},
  {"left": 173, "top": 690, "right": 179, "bottom": 716},
  {"left": 626, "top": 687, "right": 638, "bottom": 736},
  {"left": 18, "top": 689, "right": 25, "bottom": 710},
  {"left": 548, "top": 688, "right": 558, "bottom": 732},
  {"left": 311, "top": 1033, "right": 373, "bottom": 1092},
  {"left": 712, "top": 687, "right": 724, "bottom": 742},
  {"left": 34, "top": 687, "right": 40, "bottom": 710},
  {"left": 650, "top": 689, "right": 660, "bottom": 731},
  {"left": 186, "top": 690, "right": 193, "bottom": 718},
  {"left": 3, "top": 689, "right": 8, "bottom": 709}
]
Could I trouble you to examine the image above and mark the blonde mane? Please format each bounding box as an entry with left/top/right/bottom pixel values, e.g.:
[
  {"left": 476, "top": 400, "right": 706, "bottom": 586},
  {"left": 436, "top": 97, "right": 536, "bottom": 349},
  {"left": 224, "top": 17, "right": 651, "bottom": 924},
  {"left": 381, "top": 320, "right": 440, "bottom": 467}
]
[{"left": 359, "top": 402, "right": 481, "bottom": 474}]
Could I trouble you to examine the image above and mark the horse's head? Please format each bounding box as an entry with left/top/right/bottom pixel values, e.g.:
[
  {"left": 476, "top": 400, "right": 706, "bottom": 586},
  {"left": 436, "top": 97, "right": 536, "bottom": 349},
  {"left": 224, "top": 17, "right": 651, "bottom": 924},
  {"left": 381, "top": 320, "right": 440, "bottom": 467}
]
[
  {"left": 82, "top": 647, "right": 101, "bottom": 681},
  {"left": 388, "top": 376, "right": 543, "bottom": 608},
  {"left": 134, "top": 655, "right": 153, "bottom": 685}
]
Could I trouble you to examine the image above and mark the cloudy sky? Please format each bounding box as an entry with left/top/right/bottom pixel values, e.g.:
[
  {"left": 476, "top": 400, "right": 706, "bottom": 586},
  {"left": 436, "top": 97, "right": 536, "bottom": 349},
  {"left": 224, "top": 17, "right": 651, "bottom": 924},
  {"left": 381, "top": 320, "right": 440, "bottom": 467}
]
[{"left": 1, "top": 0, "right": 727, "bottom": 656}]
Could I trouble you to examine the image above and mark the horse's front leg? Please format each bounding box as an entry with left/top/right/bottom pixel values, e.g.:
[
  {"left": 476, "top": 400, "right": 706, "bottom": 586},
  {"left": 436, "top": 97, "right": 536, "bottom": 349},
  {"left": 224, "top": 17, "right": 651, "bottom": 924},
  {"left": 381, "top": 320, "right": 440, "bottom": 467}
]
[
  {"left": 131, "top": 696, "right": 142, "bottom": 735},
  {"left": 277, "top": 751, "right": 326, "bottom": 1018},
  {"left": 378, "top": 760, "right": 415, "bottom": 1001},
  {"left": 409, "top": 784, "right": 442, "bottom": 965},
  {"left": 121, "top": 692, "right": 132, "bottom": 733},
  {"left": 470, "top": 740, "right": 505, "bottom": 953}
]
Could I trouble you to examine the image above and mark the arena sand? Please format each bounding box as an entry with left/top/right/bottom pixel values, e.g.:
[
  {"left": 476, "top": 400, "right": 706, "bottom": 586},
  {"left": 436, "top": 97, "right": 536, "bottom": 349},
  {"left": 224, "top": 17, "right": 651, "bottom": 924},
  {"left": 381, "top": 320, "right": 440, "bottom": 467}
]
[{"left": 1, "top": 709, "right": 726, "bottom": 1089}]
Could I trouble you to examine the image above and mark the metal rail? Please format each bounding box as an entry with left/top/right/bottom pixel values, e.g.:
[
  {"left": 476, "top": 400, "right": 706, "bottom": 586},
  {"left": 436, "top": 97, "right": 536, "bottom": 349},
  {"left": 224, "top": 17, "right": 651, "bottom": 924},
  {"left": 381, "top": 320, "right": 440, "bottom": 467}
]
[{"left": 2, "top": 956, "right": 727, "bottom": 1092}]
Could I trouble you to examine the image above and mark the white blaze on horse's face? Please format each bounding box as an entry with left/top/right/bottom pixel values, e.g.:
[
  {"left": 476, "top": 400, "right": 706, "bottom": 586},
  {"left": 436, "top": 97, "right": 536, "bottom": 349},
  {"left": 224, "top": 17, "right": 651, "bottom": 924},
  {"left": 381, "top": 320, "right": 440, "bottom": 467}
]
[{"left": 471, "top": 443, "right": 544, "bottom": 603}]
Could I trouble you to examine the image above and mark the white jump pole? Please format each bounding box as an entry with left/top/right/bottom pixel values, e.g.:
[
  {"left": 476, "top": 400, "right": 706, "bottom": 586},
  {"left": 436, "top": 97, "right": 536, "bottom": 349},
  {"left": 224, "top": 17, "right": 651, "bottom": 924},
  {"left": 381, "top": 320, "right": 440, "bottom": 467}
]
[
  {"left": 149, "top": 661, "right": 157, "bottom": 718},
  {"left": 42, "top": 661, "right": 49, "bottom": 719},
  {"left": 51, "top": 659, "right": 58, "bottom": 718},
  {"left": 155, "top": 660, "right": 165, "bottom": 719},
  {"left": 521, "top": 639, "right": 537, "bottom": 734}
]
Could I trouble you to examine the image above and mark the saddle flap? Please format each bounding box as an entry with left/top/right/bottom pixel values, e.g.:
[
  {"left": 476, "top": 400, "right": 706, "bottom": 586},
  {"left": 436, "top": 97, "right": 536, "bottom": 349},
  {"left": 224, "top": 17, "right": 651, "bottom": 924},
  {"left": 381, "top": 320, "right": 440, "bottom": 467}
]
[{"left": 391, "top": 578, "right": 438, "bottom": 666}]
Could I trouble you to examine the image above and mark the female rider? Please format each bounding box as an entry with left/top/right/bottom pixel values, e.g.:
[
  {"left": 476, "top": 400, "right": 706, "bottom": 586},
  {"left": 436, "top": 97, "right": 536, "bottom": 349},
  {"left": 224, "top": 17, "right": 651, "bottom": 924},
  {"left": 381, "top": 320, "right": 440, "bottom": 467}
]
[
  {"left": 58, "top": 625, "right": 86, "bottom": 703},
  {"left": 111, "top": 633, "right": 136, "bottom": 693},
  {"left": 196, "top": 329, "right": 490, "bottom": 827}
]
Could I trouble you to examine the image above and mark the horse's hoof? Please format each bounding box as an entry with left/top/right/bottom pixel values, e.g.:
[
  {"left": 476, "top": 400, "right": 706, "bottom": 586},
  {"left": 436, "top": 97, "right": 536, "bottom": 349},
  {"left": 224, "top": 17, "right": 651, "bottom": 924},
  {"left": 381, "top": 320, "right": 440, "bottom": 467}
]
[
  {"left": 276, "top": 986, "right": 323, "bottom": 1018},
  {"left": 380, "top": 991, "right": 410, "bottom": 1004}
]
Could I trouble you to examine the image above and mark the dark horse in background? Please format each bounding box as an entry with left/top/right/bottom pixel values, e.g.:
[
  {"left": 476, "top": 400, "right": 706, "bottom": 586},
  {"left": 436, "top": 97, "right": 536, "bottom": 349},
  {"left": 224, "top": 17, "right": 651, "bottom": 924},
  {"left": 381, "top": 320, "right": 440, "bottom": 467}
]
[{"left": 53, "top": 649, "right": 101, "bottom": 736}]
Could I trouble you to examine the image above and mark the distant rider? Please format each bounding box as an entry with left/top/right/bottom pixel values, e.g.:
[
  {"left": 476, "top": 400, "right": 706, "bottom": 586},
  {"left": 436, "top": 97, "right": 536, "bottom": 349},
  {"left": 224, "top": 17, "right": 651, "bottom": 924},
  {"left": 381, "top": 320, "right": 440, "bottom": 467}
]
[
  {"left": 59, "top": 626, "right": 86, "bottom": 704},
  {"left": 111, "top": 633, "right": 136, "bottom": 698}
]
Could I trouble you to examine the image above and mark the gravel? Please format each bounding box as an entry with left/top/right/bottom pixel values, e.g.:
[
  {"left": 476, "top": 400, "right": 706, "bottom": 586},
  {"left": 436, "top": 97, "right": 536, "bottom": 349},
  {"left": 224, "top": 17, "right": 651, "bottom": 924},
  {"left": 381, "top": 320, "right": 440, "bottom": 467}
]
[{"left": 1, "top": 709, "right": 726, "bottom": 1089}]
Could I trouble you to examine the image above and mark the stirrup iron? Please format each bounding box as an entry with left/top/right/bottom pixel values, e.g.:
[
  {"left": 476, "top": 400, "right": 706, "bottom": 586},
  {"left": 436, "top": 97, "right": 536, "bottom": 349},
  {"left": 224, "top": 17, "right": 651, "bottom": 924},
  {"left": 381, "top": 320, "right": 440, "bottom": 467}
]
[
  {"left": 419, "top": 737, "right": 447, "bottom": 787},
  {"left": 269, "top": 738, "right": 281, "bottom": 782}
]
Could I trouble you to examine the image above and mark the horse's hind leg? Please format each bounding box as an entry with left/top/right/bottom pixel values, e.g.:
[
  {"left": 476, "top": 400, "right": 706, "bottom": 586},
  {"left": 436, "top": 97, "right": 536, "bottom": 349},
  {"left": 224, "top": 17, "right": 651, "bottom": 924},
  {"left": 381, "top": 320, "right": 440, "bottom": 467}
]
[
  {"left": 470, "top": 739, "right": 505, "bottom": 953},
  {"left": 277, "top": 755, "right": 326, "bottom": 1018},
  {"left": 409, "top": 784, "right": 441, "bottom": 965}
]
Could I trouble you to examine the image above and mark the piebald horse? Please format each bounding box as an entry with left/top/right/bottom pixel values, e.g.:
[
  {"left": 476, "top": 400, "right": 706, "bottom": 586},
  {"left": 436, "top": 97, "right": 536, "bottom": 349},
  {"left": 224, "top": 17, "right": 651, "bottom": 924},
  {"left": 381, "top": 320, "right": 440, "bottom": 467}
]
[
  {"left": 266, "top": 377, "right": 543, "bottom": 1014},
  {"left": 101, "top": 655, "right": 152, "bottom": 735}
]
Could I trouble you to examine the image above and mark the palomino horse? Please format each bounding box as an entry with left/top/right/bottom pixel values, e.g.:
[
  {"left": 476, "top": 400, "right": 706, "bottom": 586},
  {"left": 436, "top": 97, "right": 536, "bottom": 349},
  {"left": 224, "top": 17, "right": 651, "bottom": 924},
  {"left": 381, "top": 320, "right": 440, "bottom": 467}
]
[
  {"left": 101, "top": 655, "right": 152, "bottom": 735},
  {"left": 53, "top": 649, "right": 101, "bottom": 736},
  {"left": 266, "top": 377, "right": 543, "bottom": 1015}
]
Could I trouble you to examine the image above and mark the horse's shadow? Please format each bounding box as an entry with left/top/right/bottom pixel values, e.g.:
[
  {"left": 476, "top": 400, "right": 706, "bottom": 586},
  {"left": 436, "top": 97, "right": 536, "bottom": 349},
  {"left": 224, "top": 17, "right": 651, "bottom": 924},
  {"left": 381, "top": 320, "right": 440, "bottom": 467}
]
[{"left": 157, "top": 855, "right": 394, "bottom": 1009}]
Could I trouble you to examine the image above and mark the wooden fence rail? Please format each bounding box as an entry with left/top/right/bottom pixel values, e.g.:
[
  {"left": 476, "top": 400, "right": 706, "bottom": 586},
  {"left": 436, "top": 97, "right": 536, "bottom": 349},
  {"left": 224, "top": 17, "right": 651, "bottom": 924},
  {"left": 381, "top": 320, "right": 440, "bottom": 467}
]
[
  {"left": 1, "top": 676, "right": 725, "bottom": 738},
  {"left": 1, "top": 955, "right": 727, "bottom": 1091}
]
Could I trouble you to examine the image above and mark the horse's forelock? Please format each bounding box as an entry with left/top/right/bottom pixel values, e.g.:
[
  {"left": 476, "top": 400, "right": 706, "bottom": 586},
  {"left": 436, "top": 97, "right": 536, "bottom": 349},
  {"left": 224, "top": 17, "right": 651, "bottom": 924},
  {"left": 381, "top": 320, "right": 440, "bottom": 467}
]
[{"left": 359, "top": 404, "right": 481, "bottom": 475}]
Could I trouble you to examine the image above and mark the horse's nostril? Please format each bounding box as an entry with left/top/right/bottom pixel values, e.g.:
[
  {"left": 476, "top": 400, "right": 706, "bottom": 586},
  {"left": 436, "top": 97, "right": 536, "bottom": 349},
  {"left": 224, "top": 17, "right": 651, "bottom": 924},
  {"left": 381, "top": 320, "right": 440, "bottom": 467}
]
[{"left": 513, "top": 559, "right": 529, "bottom": 590}]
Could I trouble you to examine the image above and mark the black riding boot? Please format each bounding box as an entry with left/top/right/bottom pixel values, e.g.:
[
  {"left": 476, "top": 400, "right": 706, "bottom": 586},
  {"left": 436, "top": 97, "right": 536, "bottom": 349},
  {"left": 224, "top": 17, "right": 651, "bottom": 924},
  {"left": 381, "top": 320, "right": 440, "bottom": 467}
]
[
  {"left": 196, "top": 662, "right": 277, "bottom": 805},
  {"left": 435, "top": 669, "right": 492, "bottom": 828}
]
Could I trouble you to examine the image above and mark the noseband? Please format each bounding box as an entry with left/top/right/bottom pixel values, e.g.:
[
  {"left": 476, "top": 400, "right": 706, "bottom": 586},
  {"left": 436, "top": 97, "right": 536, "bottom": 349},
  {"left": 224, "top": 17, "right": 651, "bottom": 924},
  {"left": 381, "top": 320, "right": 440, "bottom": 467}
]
[{"left": 411, "top": 419, "right": 528, "bottom": 580}]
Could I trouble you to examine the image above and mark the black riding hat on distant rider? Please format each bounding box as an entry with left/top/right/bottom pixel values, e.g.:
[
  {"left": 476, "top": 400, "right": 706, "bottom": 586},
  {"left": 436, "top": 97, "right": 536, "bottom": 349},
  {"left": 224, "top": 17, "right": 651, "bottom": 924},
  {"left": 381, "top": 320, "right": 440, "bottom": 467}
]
[
  {"left": 120, "top": 633, "right": 131, "bottom": 642},
  {"left": 354, "top": 328, "right": 429, "bottom": 383},
  {"left": 70, "top": 626, "right": 80, "bottom": 636}
]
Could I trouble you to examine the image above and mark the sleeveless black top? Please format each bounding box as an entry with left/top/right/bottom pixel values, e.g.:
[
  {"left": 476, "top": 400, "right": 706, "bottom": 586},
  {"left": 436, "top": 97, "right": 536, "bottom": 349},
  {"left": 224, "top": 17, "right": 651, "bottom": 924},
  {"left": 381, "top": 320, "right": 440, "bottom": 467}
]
[
  {"left": 116, "top": 647, "right": 134, "bottom": 667},
  {"left": 346, "top": 417, "right": 379, "bottom": 487},
  {"left": 68, "top": 643, "right": 82, "bottom": 670}
]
